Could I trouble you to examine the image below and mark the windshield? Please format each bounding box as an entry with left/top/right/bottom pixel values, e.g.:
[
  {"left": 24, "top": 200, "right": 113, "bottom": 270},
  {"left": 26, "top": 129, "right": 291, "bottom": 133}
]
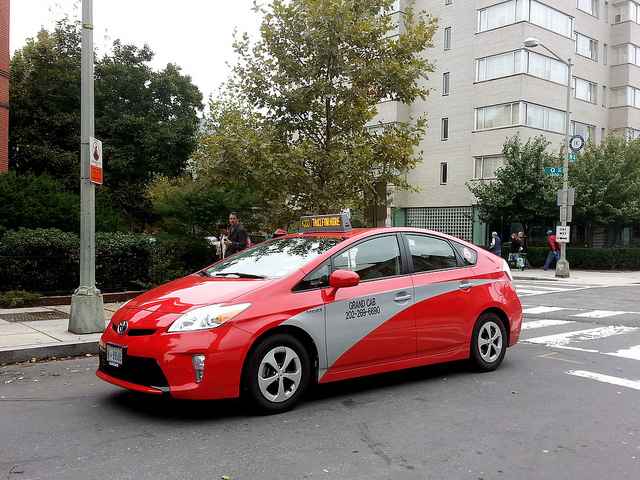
[{"left": 203, "top": 237, "right": 341, "bottom": 279}]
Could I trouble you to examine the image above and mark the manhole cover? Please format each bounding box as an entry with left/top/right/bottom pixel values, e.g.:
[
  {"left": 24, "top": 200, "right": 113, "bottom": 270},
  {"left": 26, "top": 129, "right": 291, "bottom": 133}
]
[{"left": 0, "top": 311, "right": 68, "bottom": 322}]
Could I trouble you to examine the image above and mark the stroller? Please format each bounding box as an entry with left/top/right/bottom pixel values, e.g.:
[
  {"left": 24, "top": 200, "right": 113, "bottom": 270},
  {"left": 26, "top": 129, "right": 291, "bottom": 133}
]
[{"left": 508, "top": 252, "right": 527, "bottom": 271}]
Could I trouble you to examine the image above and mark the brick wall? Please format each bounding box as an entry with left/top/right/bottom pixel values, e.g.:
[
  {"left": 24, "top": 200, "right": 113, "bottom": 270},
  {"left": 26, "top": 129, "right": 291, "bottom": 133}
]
[{"left": 0, "top": 0, "right": 9, "bottom": 173}]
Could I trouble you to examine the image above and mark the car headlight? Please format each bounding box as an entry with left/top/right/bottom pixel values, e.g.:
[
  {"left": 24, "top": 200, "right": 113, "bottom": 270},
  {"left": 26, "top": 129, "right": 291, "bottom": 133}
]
[{"left": 167, "top": 304, "right": 251, "bottom": 333}]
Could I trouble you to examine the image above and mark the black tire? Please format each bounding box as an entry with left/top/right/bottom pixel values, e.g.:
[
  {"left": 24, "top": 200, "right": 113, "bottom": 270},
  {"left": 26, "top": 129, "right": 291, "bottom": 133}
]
[
  {"left": 470, "top": 313, "right": 507, "bottom": 372},
  {"left": 243, "top": 333, "right": 311, "bottom": 414}
]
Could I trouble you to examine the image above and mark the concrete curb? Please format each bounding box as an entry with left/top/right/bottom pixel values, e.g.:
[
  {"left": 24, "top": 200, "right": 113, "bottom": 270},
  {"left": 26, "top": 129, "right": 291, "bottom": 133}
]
[
  {"left": 0, "top": 341, "right": 99, "bottom": 365},
  {"left": 513, "top": 275, "right": 559, "bottom": 282}
]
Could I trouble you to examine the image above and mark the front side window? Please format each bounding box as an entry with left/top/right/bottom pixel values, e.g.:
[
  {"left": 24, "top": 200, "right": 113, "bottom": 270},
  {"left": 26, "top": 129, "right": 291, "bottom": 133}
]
[
  {"left": 204, "top": 237, "right": 340, "bottom": 279},
  {"left": 294, "top": 262, "right": 330, "bottom": 291},
  {"left": 406, "top": 235, "right": 458, "bottom": 273},
  {"left": 333, "top": 236, "right": 401, "bottom": 281}
]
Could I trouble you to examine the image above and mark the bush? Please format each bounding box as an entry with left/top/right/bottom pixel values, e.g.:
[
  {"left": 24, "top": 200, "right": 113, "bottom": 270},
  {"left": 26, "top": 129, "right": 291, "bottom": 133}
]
[
  {"left": 0, "top": 290, "right": 41, "bottom": 308},
  {"left": 0, "top": 228, "right": 218, "bottom": 294},
  {"left": 150, "top": 235, "right": 218, "bottom": 286},
  {"left": 502, "top": 244, "right": 640, "bottom": 270}
]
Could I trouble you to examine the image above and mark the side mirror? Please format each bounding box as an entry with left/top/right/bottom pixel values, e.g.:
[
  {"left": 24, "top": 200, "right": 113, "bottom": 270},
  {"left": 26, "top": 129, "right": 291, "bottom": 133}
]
[{"left": 329, "top": 269, "right": 360, "bottom": 289}]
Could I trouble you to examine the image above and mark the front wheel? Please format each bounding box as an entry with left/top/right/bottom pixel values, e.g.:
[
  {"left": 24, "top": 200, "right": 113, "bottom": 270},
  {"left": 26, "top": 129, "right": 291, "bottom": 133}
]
[
  {"left": 470, "top": 313, "right": 507, "bottom": 372},
  {"left": 244, "top": 334, "right": 311, "bottom": 414}
]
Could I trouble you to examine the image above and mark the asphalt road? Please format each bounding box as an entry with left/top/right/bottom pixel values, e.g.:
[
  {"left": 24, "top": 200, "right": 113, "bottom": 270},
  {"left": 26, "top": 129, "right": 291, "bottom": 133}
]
[{"left": 1, "top": 284, "right": 640, "bottom": 480}]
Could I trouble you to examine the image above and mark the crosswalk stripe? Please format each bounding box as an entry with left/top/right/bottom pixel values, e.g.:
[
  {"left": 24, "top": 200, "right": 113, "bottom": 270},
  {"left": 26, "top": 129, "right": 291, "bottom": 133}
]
[
  {"left": 567, "top": 370, "right": 640, "bottom": 391},
  {"left": 605, "top": 345, "right": 640, "bottom": 361},
  {"left": 522, "top": 306, "right": 566, "bottom": 315},
  {"left": 519, "top": 285, "right": 578, "bottom": 292},
  {"left": 516, "top": 289, "right": 547, "bottom": 296},
  {"left": 572, "top": 310, "right": 628, "bottom": 319},
  {"left": 521, "top": 319, "right": 574, "bottom": 330},
  {"left": 524, "top": 326, "right": 638, "bottom": 347}
]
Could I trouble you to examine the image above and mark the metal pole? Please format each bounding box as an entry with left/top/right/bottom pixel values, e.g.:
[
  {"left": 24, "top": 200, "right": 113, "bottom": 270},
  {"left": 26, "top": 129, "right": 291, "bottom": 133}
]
[
  {"left": 69, "top": 0, "right": 105, "bottom": 333},
  {"left": 555, "top": 58, "right": 572, "bottom": 278}
]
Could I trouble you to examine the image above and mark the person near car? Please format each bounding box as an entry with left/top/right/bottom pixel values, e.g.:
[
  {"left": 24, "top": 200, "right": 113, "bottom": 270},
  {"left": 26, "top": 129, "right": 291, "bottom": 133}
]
[
  {"left": 543, "top": 229, "right": 561, "bottom": 271},
  {"left": 489, "top": 231, "right": 502, "bottom": 256},
  {"left": 509, "top": 233, "right": 522, "bottom": 253},
  {"left": 225, "top": 213, "right": 249, "bottom": 256}
]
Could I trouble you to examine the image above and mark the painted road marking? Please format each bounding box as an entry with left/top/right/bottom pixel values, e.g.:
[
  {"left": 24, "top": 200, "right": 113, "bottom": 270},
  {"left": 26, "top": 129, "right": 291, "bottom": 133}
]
[
  {"left": 524, "top": 326, "right": 638, "bottom": 348},
  {"left": 572, "top": 310, "right": 629, "bottom": 319},
  {"left": 521, "top": 319, "right": 574, "bottom": 330},
  {"left": 522, "top": 306, "right": 567, "bottom": 315},
  {"left": 605, "top": 345, "right": 640, "bottom": 361},
  {"left": 567, "top": 370, "right": 640, "bottom": 391}
]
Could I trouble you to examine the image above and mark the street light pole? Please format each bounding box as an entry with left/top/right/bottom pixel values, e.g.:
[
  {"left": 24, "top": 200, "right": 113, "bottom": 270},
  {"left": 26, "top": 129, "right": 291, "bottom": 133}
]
[
  {"left": 556, "top": 58, "right": 572, "bottom": 278},
  {"left": 69, "top": 0, "right": 105, "bottom": 334},
  {"left": 523, "top": 38, "right": 572, "bottom": 278}
]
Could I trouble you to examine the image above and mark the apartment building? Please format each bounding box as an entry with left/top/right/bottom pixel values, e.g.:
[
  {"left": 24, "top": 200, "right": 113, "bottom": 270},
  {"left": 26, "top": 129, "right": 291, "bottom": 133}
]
[{"left": 378, "top": 0, "right": 638, "bottom": 244}]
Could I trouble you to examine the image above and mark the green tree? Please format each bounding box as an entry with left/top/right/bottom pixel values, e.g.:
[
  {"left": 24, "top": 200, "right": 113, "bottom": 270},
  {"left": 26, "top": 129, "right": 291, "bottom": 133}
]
[
  {"left": 197, "top": 0, "right": 436, "bottom": 225},
  {"left": 9, "top": 19, "right": 203, "bottom": 226},
  {"left": 569, "top": 136, "right": 640, "bottom": 242},
  {"left": 467, "top": 135, "right": 562, "bottom": 236}
]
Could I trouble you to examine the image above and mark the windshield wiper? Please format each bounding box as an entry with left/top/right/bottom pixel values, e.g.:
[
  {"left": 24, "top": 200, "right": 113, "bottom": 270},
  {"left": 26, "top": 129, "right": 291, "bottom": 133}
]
[{"left": 210, "top": 272, "right": 267, "bottom": 279}]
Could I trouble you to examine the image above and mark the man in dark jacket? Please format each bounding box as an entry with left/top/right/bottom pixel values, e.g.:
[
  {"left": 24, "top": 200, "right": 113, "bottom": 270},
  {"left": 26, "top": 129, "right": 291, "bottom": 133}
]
[{"left": 225, "top": 212, "right": 248, "bottom": 256}]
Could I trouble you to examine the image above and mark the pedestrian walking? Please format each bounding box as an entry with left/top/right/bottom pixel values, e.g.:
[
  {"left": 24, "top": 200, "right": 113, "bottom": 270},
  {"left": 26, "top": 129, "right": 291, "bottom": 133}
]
[
  {"left": 489, "top": 231, "right": 502, "bottom": 256},
  {"left": 225, "top": 212, "right": 249, "bottom": 256},
  {"left": 509, "top": 233, "right": 522, "bottom": 254},
  {"left": 543, "top": 229, "right": 560, "bottom": 271}
]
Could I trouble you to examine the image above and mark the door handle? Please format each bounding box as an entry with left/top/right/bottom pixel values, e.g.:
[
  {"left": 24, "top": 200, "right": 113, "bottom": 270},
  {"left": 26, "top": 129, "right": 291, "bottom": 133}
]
[
  {"left": 394, "top": 293, "right": 412, "bottom": 303},
  {"left": 459, "top": 281, "right": 473, "bottom": 291}
]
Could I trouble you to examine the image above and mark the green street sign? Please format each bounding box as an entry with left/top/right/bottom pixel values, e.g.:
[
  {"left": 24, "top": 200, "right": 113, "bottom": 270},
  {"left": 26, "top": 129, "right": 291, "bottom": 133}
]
[
  {"left": 544, "top": 166, "right": 564, "bottom": 177},
  {"left": 568, "top": 152, "right": 577, "bottom": 163}
]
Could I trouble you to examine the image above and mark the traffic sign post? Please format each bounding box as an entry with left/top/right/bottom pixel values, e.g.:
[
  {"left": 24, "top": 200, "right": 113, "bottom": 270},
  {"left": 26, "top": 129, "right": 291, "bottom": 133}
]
[
  {"left": 568, "top": 152, "right": 577, "bottom": 162},
  {"left": 89, "top": 137, "right": 103, "bottom": 185},
  {"left": 556, "top": 226, "right": 570, "bottom": 243},
  {"left": 545, "top": 166, "right": 564, "bottom": 177}
]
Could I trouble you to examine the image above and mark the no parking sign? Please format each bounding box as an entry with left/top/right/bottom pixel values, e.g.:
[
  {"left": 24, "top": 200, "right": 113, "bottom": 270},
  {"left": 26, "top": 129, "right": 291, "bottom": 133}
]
[{"left": 89, "top": 137, "right": 103, "bottom": 185}]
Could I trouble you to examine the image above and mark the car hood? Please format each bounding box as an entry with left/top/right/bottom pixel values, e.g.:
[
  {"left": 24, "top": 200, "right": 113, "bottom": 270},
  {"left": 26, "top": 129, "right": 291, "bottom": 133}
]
[{"left": 123, "top": 274, "right": 272, "bottom": 315}]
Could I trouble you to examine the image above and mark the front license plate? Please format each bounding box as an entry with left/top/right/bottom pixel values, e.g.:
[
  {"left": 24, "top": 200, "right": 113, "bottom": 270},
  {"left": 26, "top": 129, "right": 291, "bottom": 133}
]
[{"left": 106, "top": 344, "right": 123, "bottom": 367}]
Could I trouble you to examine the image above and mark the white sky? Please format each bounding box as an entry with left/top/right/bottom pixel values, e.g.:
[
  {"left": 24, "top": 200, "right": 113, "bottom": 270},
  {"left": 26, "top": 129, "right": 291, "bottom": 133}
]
[{"left": 10, "top": 0, "right": 262, "bottom": 103}]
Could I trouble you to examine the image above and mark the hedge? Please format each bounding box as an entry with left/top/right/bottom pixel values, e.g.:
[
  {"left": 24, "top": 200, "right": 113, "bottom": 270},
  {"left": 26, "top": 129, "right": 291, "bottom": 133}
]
[
  {"left": 0, "top": 229, "right": 218, "bottom": 294},
  {"left": 502, "top": 244, "right": 640, "bottom": 270}
]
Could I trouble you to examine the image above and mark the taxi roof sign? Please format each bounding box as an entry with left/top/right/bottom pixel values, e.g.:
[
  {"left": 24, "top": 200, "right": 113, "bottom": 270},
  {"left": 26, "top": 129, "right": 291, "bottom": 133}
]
[{"left": 300, "top": 213, "right": 352, "bottom": 233}]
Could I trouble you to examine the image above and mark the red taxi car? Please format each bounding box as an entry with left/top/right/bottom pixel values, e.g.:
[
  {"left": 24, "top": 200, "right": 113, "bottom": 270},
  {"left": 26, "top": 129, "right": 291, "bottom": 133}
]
[{"left": 98, "top": 214, "right": 522, "bottom": 413}]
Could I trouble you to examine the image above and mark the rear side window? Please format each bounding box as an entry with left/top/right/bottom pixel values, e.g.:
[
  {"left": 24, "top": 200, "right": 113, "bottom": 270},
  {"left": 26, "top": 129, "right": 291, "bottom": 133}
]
[
  {"left": 406, "top": 235, "right": 458, "bottom": 273},
  {"left": 333, "top": 235, "right": 401, "bottom": 281},
  {"left": 451, "top": 241, "right": 478, "bottom": 266}
]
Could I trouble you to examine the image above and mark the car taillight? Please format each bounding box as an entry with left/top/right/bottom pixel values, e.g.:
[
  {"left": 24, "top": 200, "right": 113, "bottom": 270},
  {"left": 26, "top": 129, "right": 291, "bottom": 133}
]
[{"left": 501, "top": 258, "right": 514, "bottom": 282}]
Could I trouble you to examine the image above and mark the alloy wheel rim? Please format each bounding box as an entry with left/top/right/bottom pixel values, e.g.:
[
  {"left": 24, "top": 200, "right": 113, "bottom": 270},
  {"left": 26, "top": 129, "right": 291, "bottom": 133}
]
[
  {"left": 478, "top": 321, "right": 503, "bottom": 363},
  {"left": 257, "top": 346, "right": 302, "bottom": 403}
]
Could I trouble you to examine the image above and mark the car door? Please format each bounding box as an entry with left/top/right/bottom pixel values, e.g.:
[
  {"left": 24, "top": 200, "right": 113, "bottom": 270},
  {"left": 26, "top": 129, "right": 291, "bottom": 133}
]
[
  {"left": 324, "top": 234, "right": 416, "bottom": 370},
  {"left": 403, "top": 233, "right": 477, "bottom": 355}
]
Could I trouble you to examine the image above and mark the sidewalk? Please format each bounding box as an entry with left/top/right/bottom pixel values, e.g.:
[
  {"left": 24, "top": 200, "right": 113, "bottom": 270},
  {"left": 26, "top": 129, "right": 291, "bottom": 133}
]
[
  {"left": 0, "top": 303, "right": 123, "bottom": 364},
  {"left": 513, "top": 268, "right": 640, "bottom": 286}
]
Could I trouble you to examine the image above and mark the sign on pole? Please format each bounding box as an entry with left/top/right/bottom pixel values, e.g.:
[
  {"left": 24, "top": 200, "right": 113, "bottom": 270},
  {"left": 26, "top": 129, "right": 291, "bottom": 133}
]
[
  {"left": 545, "top": 166, "right": 564, "bottom": 177},
  {"left": 569, "top": 135, "right": 585, "bottom": 152},
  {"left": 556, "top": 225, "right": 570, "bottom": 243},
  {"left": 559, "top": 205, "right": 573, "bottom": 223},
  {"left": 89, "top": 137, "right": 103, "bottom": 185},
  {"left": 568, "top": 152, "right": 577, "bottom": 163},
  {"left": 557, "top": 188, "right": 576, "bottom": 206}
]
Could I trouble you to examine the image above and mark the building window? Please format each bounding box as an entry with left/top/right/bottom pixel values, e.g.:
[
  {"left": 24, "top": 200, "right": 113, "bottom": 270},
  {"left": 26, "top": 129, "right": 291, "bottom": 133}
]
[
  {"left": 615, "top": 1, "right": 640, "bottom": 24},
  {"left": 406, "top": 206, "right": 474, "bottom": 241},
  {"left": 445, "top": 0, "right": 453, "bottom": 5},
  {"left": 619, "top": 127, "right": 640, "bottom": 140},
  {"left": 572, "top": 121, "right": 595, "bottom": 143},
  {"left": 613, "top": 43, "right": 640, "bottom": 66},
  {"left": 602, "top": 85, "right": 607, "bottom": 107},
  {"left": 440, "top": 162, "right": 448, "bottom": 184},
  {"left": 475, "top": 49, "right": 568, "bottom": 84},
  {"left": 575, "top": 32, "right": 598, "bottom": 61},
  {"left": 524, "top": 102, "right": 566, "bottom": 133},
  {"left": 475, "top": 102, "right": 520, "bottom": 130},
  {"left": 610, "top": 85, "right": 640, "bottom": 108},
  {"left": 443, "top": 72, "right": 450, "bottom": 95},
  {"left": 474, "top": 155, "right": 504, "bottom": 179},
  {"left": 477, "top": 0, "right": 574, "bottom": 36},
  {"left": 603, "top": 43, "right": 608, "bottom": 65},
  {"left": 577, "top": 0, "right": 598, "bottom": 16},
  {"left": 441, "top": 117, "right": 449, "bottom": 140},
  {"left": 574, "top": 77, "right": 597, "bottom": 103},
  {"left": 444, "top": 27, "right": 452, "bottom": 50}
]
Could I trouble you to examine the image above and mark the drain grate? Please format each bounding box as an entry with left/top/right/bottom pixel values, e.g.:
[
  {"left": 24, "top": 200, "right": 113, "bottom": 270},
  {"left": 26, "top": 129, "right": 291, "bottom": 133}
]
[{"left": 0, "top": 311, "right": 69, "bottom": 322}]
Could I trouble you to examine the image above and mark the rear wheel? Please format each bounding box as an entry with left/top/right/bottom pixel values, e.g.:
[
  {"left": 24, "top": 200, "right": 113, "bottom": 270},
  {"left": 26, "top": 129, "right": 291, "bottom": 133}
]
[
  {"left": 470, "top": 313, "right": 507, "bottom": 371},
  {"left": 244, "top": 334, "right": 311, "bottom": 414}
]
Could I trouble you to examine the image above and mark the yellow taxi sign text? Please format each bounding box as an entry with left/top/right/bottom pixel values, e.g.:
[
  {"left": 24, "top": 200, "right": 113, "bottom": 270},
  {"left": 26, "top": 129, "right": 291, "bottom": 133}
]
[{"left": 300, "top": 213, "right": 352, "bottom": 233}]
